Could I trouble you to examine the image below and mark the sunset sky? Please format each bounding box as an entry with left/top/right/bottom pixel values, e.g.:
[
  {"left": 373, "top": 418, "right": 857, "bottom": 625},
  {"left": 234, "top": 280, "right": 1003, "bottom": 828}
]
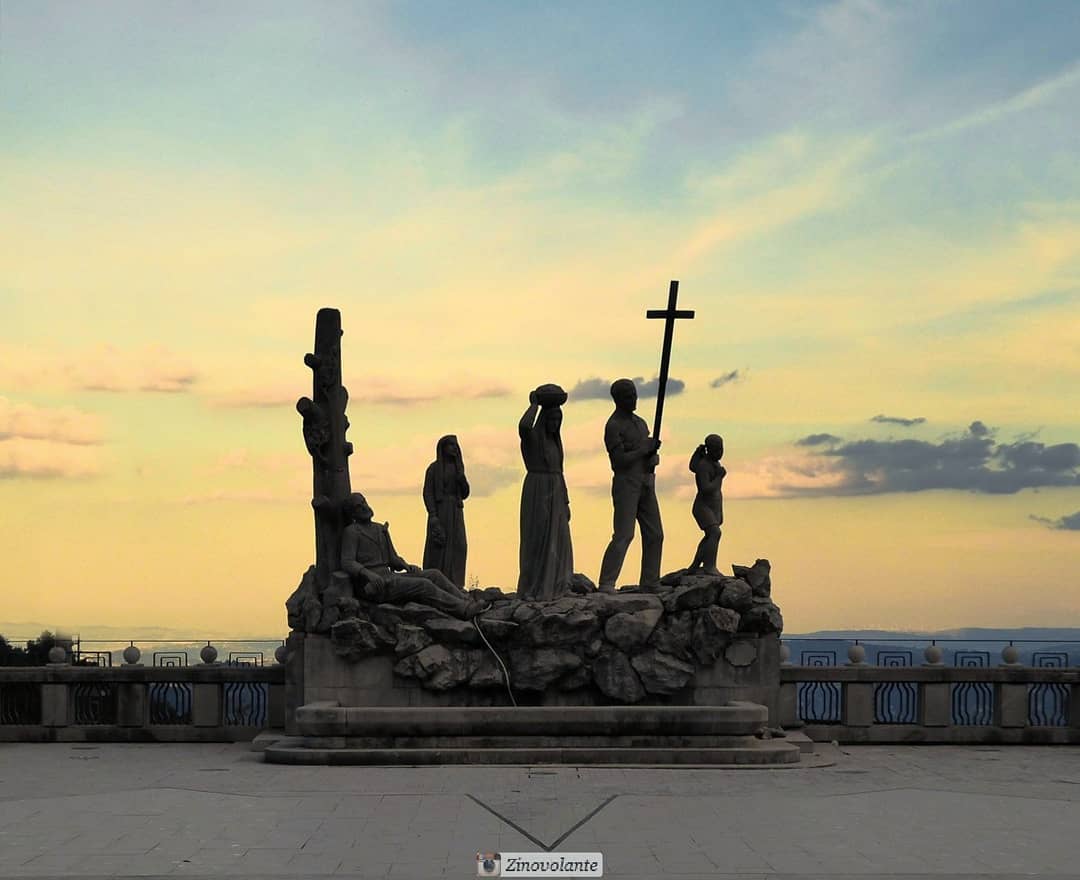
[{"left": 2, "top": 0, "right": 1078, "bottom": 637}]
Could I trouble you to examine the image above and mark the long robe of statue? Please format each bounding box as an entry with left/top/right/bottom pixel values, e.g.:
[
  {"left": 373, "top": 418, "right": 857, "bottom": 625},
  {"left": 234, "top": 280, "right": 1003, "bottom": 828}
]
[
  {"left": 516, "top": 384, "right": 573, "bottom": 600},
  {"left": 421, "top": 434, "right": 470, "bottom": 587}
]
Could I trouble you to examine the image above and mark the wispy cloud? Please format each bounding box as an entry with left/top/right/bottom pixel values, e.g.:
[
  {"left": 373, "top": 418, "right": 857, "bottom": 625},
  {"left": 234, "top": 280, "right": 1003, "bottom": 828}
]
[
  {"left": 711, "top": 370, "right": 744, "bottom": 388},
  {"left": 0, "top": 399, "right": 104, "bottom": 479},
  {"left": 910, "top": 60, "right": 1080, "bottom": 144},
  {"left": 679, "top": 132, "right": 875, "bottom": 263},
  {"left": 0, "top": 344, "right": 197, "bottom": 394},
  {"left": 71, "top": 345, "right": 197, "bottom": 393},
  {"left": 0, "top": 398, "right": 103, "bottom": 446},
  {"left": 177, "top": 488, "right": 301, "bottom": 505},
  {"left": 0, "top": 438, "right": 102, "bottom": 479},
  {"left": 210, "top": 377, "right": 514, "bottom": 409}
]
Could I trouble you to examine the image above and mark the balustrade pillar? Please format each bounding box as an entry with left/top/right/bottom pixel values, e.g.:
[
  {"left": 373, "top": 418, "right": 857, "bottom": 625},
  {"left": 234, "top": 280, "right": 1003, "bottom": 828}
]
[
  {"left": 994, "top": 683, "right": 1027, "bottom": 728},
  {"left": 118, "top": 682, "right": 147, "bottom": 727},
  {"left": 919, "top": 682, "right": 950, "bottom": 727},
  {"left": 268, "top": 683, "right": 285, "bottom": 728},
  {"left": 1070, "top": 683, "right": 1080, "bottom": 729},
  {"left": 841, "top": 682, "right": 874, "bottom": 727},
  {"left": 41, "top": 683, "right": 68, "bottom": 727},
  {"left": 192, "top": 683, "right": 222, "bottom": 727},
  {"left": 777, "top": 680, "right": 800, "bottom": 729}
]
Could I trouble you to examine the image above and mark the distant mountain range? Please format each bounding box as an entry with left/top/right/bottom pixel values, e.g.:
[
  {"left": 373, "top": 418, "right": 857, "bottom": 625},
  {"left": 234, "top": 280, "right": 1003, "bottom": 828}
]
[
  {"left": 789, "top": 627, "right": 1080, "bottom": 641},
  {"left": 0, "top": 621, "right": 284, "bottom": 641},
  {"left": 784, "top": 627, "right": 1080, "bottom": 666}
]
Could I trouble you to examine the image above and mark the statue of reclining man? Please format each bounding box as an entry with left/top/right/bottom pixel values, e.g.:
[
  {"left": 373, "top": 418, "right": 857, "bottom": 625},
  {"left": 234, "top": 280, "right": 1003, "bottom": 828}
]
[{"left": 340, "top": 492, "right": 489, "bottom": 619}]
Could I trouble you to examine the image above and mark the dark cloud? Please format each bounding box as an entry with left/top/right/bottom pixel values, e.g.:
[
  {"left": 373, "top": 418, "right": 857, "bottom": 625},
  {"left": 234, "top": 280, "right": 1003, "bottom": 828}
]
[
  {"left": 569, "top": 376, "right": 684, "bottom": 401},
  {"left": 637, "top": 376, "right": 684, "bottom": 398},
  {"left": 785, "top": 421, "right": 1080, "bottom": 496},
  {"left": 568, "top": 378, "right": 612, "bottom": 401},
  {"left": 796, "top": 433, "right": 842, "bottom": 447},
  {"left": 1030, "top": 511, "right": 1080, "bottom": 531},
  {"left": 711, "top": 370, "right": 743, "bottom": 388},
  {"left": 871, "top": 414, "right": 926, "bottom": 427}
]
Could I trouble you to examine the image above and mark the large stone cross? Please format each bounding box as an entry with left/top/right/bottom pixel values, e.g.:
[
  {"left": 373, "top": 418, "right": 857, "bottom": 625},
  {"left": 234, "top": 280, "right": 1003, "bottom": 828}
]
[{"left": 646, "top": 279, "right": 694, "bottom": 441}]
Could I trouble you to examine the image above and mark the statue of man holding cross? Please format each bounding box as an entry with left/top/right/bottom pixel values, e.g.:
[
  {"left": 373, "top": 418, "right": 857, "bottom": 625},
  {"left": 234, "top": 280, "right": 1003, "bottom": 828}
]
[
  {"left": 597, "top": 280, "right": 694, "bottom": 592},
  {"left": 597, "top": 378, "right": 663, "bottom": 591}
]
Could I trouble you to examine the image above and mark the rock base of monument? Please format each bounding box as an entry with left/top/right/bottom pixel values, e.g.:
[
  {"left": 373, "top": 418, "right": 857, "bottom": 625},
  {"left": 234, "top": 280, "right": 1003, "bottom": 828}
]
[
  {"left": 264, "top": 702, "right": 802, "bottom": 765},
  {"left": 285, "top": 629, "right": 782, "bottom": 719}
]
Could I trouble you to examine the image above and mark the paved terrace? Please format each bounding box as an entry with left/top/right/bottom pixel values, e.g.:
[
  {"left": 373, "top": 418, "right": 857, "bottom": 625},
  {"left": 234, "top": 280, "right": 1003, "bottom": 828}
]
[{"left": 0, "top": 744, "right": 1078, "bottom": 879}]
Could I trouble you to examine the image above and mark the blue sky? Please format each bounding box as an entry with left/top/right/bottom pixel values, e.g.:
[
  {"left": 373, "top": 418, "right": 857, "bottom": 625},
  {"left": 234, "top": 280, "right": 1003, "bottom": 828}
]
[{"left": 2, "top": 0, "right": 1078, "bottom": 633}]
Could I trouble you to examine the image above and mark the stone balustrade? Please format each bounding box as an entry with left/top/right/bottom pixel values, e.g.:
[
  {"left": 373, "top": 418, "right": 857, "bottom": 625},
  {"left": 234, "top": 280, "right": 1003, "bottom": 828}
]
[
  {"left": 0, "top": 658, "right": 285, "bottom": 742},
  {"left": 5, "top": 643, "right": 1079, "bottom": 745},
  {"left": 779, "top": 645, "right": 1080, "bottom": 744}
]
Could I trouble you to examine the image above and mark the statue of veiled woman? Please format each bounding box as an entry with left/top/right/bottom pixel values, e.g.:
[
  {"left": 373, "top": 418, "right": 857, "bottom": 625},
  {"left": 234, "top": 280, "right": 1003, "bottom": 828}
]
[
  {"left": 422, "top": 434, "right": 470, "bottom": 587},
  {"left": 517, "top": 384, "right": 573, "bottom": 601}
]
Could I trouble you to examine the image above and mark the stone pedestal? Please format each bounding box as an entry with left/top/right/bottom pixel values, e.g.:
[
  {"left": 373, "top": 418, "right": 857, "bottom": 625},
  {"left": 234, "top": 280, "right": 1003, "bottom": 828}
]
[
  {"left": 290, "top": 629, "right": 781, "bottom": 717},
  {"left": 266, "top": 702, "right": 800, "bottom": 766}
]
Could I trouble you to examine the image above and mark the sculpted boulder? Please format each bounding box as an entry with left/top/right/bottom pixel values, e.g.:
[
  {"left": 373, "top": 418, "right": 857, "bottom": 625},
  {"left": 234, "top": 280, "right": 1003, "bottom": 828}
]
[
  {"left": 422, "top": 646, "right": 474, "bottom": 691},
  {"left": 522, "top": 606, "right": 601, "bottom": 646},
  {"left": 648, "top": 611, "right": 693, "bottom": 661},
  {"left": 691, "top": 606, "right": 740, "bottom": 665},
  {"left": 567, "top": 573, "right": 598, "bottom": 594},
  {"left": 631, "top": 648, "right": 695, "bottom": 695},
  {"left": 473, "top": 617, "right": 518, "bottom": 642},
  {"left": 739, "top": 601, "right": 784, "bottom": 635},
  {"left": 469, "top": 652, "right": 507, "bottom": 689},
  {"left": 604, "top": 607, "right": 662, "bottom": 651},
  {"left": 661, "top": 579, "right": 717, "bottom": 613},
  {"left": 593, "top": 648, "right": 646, "bottom": 702},
  {"left": 591, "top": 591, "right": 664, "bottom": 618},
  {"left": 557, "top": 666, "right": 593, "bottom": 691},
  {"left": 732, "top": 559, "right": 771, "bottom": 598},
  {"left": 509, "top": 647, "right": 582, "bottom": 690},
  {"left": 422, "top": 616, "right": 480, "bottom": 646},
  {"left": 717, "top": 579, "right": 753, "bottom": 613},
  {"left": 286, "top": 565, "right": 321, "bottom": 632},
  {"left": 393, "top": 624, "right": 433, "bottom": 657},
  {"left": 330, "top": 618, "right": 384, "bottom": 660},
  {"left": 393, "top": 644, "right": 475, "bottom": 690}
]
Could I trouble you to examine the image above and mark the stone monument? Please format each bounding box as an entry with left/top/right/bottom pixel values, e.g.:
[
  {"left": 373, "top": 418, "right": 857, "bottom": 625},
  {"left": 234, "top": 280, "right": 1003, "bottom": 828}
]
[{"left": 274, "top": 291, "right": 795, "bottom": 765}]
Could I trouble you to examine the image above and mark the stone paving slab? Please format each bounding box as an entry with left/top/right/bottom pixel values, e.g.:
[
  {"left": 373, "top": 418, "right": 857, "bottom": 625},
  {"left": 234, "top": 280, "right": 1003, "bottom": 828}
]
[{"left": 0, "top": 743, "right": 1078, "bottom": 878}]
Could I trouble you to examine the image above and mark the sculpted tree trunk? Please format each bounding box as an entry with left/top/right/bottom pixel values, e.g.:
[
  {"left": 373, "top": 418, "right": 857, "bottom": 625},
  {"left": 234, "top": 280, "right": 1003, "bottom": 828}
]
[{"left": 297, "top": 308, "right": 353, "bottom": 596}]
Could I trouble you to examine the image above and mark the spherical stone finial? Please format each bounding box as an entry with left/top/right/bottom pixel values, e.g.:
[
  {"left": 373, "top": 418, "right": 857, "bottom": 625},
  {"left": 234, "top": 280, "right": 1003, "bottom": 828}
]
[
  {"left": 122, "top": 645, "right": 141, "bottom": 665},
  {"left": 47, "top": 646, "right": 67, "bottom": 664},
  {"left": 779, "top": 641, "right": 791, "bottom": 665},
  {"left": 1001, "top": 645, "right": 1021, "bottom": 665},
  {"left": 923, "top": 644, "right": 944, "bottom": 665},
  {"left": 199, "top": 644, "right": 219, "bottom": 664},
  {"left": 846, "top": 644, "right": 867, "bottom": 665},
  {"left": 274, "top": 644, "right": 288, "bottom": 665}
]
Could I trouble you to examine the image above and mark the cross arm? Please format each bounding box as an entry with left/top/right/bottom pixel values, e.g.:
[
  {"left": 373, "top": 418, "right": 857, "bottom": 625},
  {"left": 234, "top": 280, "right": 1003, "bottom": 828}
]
[{"left": 647, "top": 309, "right": 695, "bottom": 319}]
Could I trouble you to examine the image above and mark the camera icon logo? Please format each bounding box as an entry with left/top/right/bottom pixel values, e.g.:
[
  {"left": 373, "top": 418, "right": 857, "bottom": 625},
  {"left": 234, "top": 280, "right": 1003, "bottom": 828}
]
[{"left": 476, "top": 852, "right": 501, "bottom": 876}]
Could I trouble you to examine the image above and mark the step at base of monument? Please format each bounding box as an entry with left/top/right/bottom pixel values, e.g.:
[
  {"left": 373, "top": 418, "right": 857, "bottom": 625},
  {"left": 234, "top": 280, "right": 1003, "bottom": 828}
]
[
  {"left": 265, "top": 739, "right": 800, "bottom": 766},
  {"left": 267, "top": 701, "right": 803, "bottom": 765}
]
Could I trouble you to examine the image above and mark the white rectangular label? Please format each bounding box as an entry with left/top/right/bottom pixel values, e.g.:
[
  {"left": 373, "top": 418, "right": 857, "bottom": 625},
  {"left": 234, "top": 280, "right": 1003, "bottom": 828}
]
[{"left": 497, "top": 852, "right": 603, "bottom": 877}]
